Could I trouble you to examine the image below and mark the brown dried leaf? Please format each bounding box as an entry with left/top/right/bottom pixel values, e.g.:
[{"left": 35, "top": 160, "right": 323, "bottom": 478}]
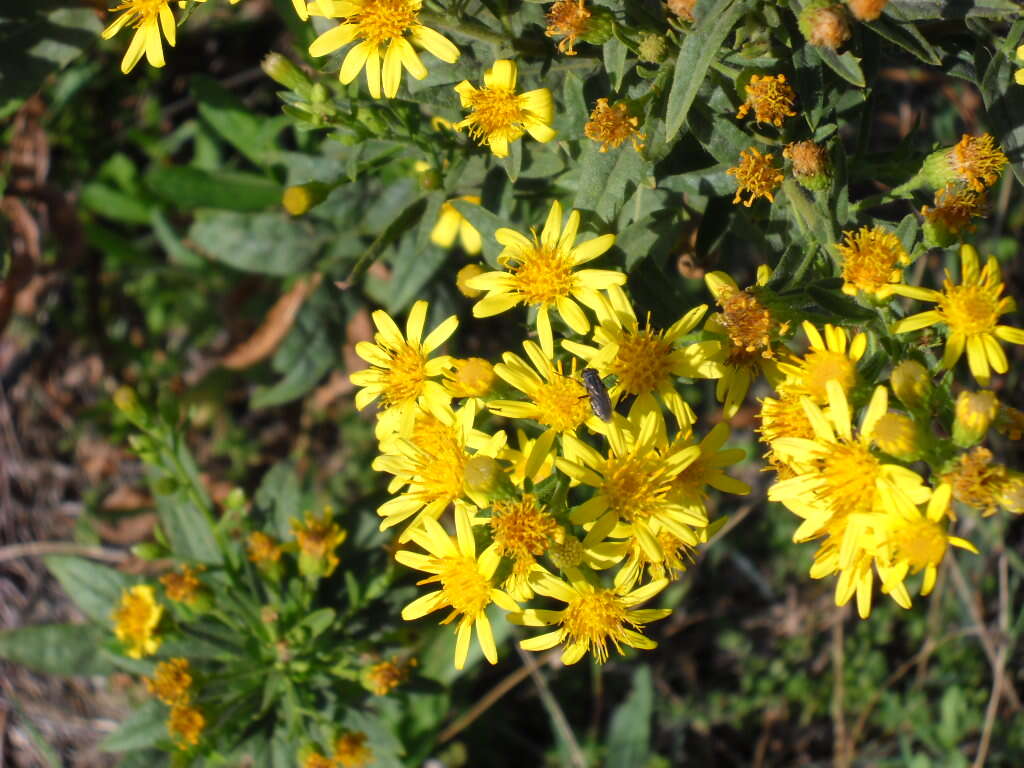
[{"left": 221, "top": 273, "right": 322, "bottom": 370}]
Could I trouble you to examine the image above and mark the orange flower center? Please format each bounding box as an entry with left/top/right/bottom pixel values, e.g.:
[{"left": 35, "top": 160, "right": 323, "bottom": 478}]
[
  {"left": 352, "top": 0, "right": 418, "bottom": 46},
  {"left": 938, "top": 283, "right": 999, "bottom": 336}
]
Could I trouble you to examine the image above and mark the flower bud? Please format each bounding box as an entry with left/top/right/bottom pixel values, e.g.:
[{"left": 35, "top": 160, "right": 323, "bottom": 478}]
[
  {"left": 638, "top": 33, "right": 668, "bottom": 63},
  {"left": 261, "top": 53, "right": 312, "bottom": 98},
  {"left": 846, "top": 0, "right": 888, "bottom": 21},
  {"left": 890, "top": 360, "right": 931, "bottom": 409},
  {"left": 953, "top": 390, "right": 998, "bottom": 447},
  {"left": 998, "top": 473, "right": 1024, "bottom": 515},
  {"left": 870, "top": 411, "right": 922, "bottom": 461},
  {"left": 798, "top": 1, "right": 852, "bottom": 50},
  {"left": 784, "top": 141, "right": 831, "bottom": 191},
  {"left": 463, "top": 456, "right": 504, "bottom": 495},
  {"left": 667, "top": 0, "right": 696, "bottom": 22},
  {"left": 282, "top": 182, "right": 331, "bottom": 216},
  {"left": 915, "top": 134, "right": 1008, "bottom": 194},
  {"left": 456, "top": 264, "right": 485, "bottom": 298},
  {"left": 580, "top": 6, "right": 615, "bottom": 45},
  {"left": 114, "top": 386, "right": 148, "bottom": 428}
]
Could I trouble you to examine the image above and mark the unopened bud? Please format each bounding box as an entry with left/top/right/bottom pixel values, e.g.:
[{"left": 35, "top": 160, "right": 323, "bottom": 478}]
[
  {"left": 998, "top": 473, "right": 1024, "bottom": 514},
  {"left": 456, "top": 264, "right": 485, "bottom": 298},
  {"left": 261, "top": 53, "right": 312, "bottom": 98},
  {"left": 113, "top": 386, "right": 148, "bottom": 428},
  {"left": 666, "top": 0, "right": 696, "bottom": 22},
  {"left": 846, "top": 0, "right": 888, "bottom": 21},
  {"left": 282, "top": 182, "right": 331, "bottom": 216},
  {"left": 580, "top": 7, "right": 615, "bottom": 45},
  {"left": 871, "top": 411, "right": 922, "bottom": 461},
  {"left": 953, "top": 390, "right": 998, "bottom": 447},
  {"left": 638, "top": 33, "right": 668, "bottom": 63},
  {"left": 464, "top": 456, "right": 503, "bottom": 494},
  {"left": 890, "top": 360, "right": 931, "bottom": 410},
  {"left": 798, "top": 1, "right": 852, "bottom": 50}
]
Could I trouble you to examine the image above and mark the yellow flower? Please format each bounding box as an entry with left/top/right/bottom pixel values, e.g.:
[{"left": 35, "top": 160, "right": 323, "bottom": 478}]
[
  {"left": 489, "top": 494, "right": 559, "bottom": 597},
  {"left": 455, "top": 263, "right": 486, "bottom": 298},
  {"left": 546, "top": 0, "right": 590, "bottom": 55},
  {"left": 670, "top": 423, "right": 751, "bottom": 514},
  {"left": 607, "top": 521, "right": 699, "bottom": 593},
  {"left": 466, "top": 200, "right": 622, "bottom": 357},
  {"left": 728, "top": 147, "right": 783, "bottom": 206},
  {"left": 563, "top": 284, "right": 721, "bottom": 430},
  {"left": 333, "top": 731, "right": 373, "bottom": 768},
  {"left": 112, "top": 585, "right": 163, "bottom": 659},
  {"left": 454, "top": 60, "right": 556, "bottom": 157},
  {"left": 921, "top": 185, "right": 987, "bottom": 242},
  {"left": 1017, "top": 45, "right": 1024, "bottom": 86},
  {"left": 159, "top": 565, "right": 203, "bottom": 605},
  {"left": 145, "top": 658, "right": 192, "bottom": 706},
  {"left": 364, "top": 656, "right": 414, "bottom": 695},
  {"left": 944, "top": 134, "right": 1008, "bottom": 192},
  {"left": 291, "top": 508, "right": 348, "bottom": 578},
  {"left": 953, "top": 389, "right": 998, "bottom": 447},
  {"left": 168, "top": 702, "right": 204, "bottom": 748},
  {"left": 488, "top": 340, "right": 593, "bottom": 438},
  {"left": 442, "top": 357, "right": 496, "bottom": 399},
  {"left": 869, "top": 411, "right": 922, "bottom": 462},
  {"left": 874, "top": 484, "right": 977, "bottom": 601},
  {"left": 703, "top": 271, "right": 785, "bottom": 418},
  {"left": 557, "top": 409, "right": 705, "bottom": 562},
  {"left": 835, "top": 225, "right": 911, "bottom": 298},
  {"left": 777, "top": 321, "right": 867, "bottom": 404},
  {"left": 758, "top": 388, "right": 816, "bottom": 477},
  {"left": 584, "top": 99, "right": 645, "bottom": 152},
  {"left": 942, "top": 446, "right": 1008, "bottom": 515},
  {"left": 395, "top": 503, "right": 519, "bottom": 669},
  {"left": 736, "top": 74, "right": 797, "bottom": 127},
  {"left": 308, "top": 0, "right": 459, "bottom": 99},
  {"left": 892, "top": 245, "right": 1023, "bottom": 386},
  {"left": 890, "top": 359, "right": 931, "bottom": 409},
  {"left": 247, "top": 531, "right": 282, "bottom": 565},
  {"left": 373, "top": 403, "right": 506, "bottom": 536},
  {"left": 500, "top": 428, "right": 557, "bottom": 487},
  {"left": 102, "top": 0, "right": 176, "bottom": 74},
  {"left": 768, "top": 382, "right": 932, "bottom": 617},
  {"left": 349, "top": 300, "right": 458, "bottom": 437},
  {"left": 431, "top": 196, "right": 483, "bottom": 255},
  {"left": 512, "top": 568, "right": 671, "bottom": 664},
  {"left": 784, "top": 140, "right": 830, "bottom": 190}
]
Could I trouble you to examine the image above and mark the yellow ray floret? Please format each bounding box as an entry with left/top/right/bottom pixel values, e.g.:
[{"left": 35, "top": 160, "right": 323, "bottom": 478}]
[
  {"left": 309, "top": 0, "right": 459, "bottom": 99},
  {"left": 102, "top": 0, "right": 177, "bottom": 74}
]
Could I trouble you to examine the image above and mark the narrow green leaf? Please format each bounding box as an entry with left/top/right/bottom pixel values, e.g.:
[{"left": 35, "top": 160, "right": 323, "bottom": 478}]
[
  {"left": 252, "top": 325, "right": 335, "bottom": 408},
  {"left": 0, "top": 623, "right": 116, "bottom": 676},
  {"left": 980, "top": 22, "right": 1024, "bottom": 185},
  {"left": 810, "top": 44, "right": 865, "bottom": 88},
  {"left": 386, "top": 233, "right": 448, "bottom": 314},
  {"left": 865, "top": 16, "right": 941, "bottom": 66},
  {"left": 189, "top": 211, "right": 324, "bottom": 275},
  {"left": 664, "top": 0, "right": 743, "bottom": 140},
  {"left": 604, "top": 37, "right": 629, "bottom": 91},
  {"left": 191, "top": 75, "right": 284, "bottom": 166},
  {"left": 145, "top": 166, "right": 282, "bottom": 211},
  {"left": 99, "top": 699, "right": 167, "bottom": 753},
  {"left": 44, "top": 556, "right": 133, "bottom": 625}
]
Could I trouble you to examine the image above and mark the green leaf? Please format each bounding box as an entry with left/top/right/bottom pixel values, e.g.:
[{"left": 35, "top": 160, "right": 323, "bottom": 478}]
[
  {"left": 153, "top": 491, "right": 222, "bottom": 565},
  {"left": 865, "top": 16, "right": 941, "bottom": 66},
  {"left": 145, "top": 166, "right": 283, "bottom": 211},
  {"left": 254, "top": 462, "right": 305, "bottom": 539},
  {"left": 79, "top": 182, "right": 153, "bottom": 225},
  {"left": 887, "top": 0, "right": 1021, "bottom": 21},
  {"left": 806, "top": 284, "right": 878, "bottom": 321},
  {"left": 604, "top": 37, "right": 630, "bottom": 92},
  {"left": 386, "top": 233, "right": 448, "bottom": 314},
  {"left": 99, "top": 699, "right": 167, "bottom": 753},
  {"left": 605, "top": 666, "right": 654, "bottom": 768},
  {"left": 191, "top": 75, "right": 285, "bottom": 166},
  {"left": 0, "top": 6, "right": 101, "bottom": 117},
  {"left": 810, "top": 44, "right": 865, "bottom": 88},
  {"left": 44, "top": 556, "right": 133, "bottom": 625},
  {"left": 188, "top": 211, "right": 324, "bottom": 275},
  {"left": 664, "top": 0, "right": 743, "bottom": 140},
  {"left": 572, "top": 141, "right": 617, "bottom": 213},
  {"left": 0, "top": 623, "right": 116, "bottom": 676},
  {"left": 340, "top": 195, "right": 428, "bottom": 282},
  {"left": 296, "top": 608, "right": 336, "bottom": 639},
  {"left": 561, "top": 71, "right": 588, "bottom": 136}
]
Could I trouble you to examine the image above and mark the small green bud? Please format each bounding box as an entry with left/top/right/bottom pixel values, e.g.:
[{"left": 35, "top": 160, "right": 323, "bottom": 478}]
[
  {"left": 637, "top": 33, "right": 668, "bottom": 64},
  {"left": 282, "top": 182, "right": 331, "bottom": 216},
  {"left": 132, "top": 542, "right": 166, "bottom": 561},
  {"left": 261, "top": 53, "right": 312, "bottom": 99},
  {"left": 310, "top": 83, "right": 329, "bottom": 104},
  {"left": 418, "top": 168, "right": 443, "bottom": 191},
  {"left": 113, "top": 386, "right": 148, "bottom": 428},
  {"left": 890, "top": 360, "right": 931, "bottom": 410},
  {"left": 953, "top": 390, "right": 998, "bottom": 448},
  {"left": 580, "top": 7, "right": 615, "bottom": 45}
]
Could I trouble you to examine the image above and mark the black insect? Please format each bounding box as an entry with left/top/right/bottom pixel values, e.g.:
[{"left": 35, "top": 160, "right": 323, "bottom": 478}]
[{"left": 581, "top": 368, "right": 613, "bottom": 422}]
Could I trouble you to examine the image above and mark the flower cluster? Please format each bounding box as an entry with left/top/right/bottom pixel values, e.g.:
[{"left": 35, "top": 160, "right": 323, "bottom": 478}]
[{"left": 352, "top": 203, "right": 752, "bottom": 669}]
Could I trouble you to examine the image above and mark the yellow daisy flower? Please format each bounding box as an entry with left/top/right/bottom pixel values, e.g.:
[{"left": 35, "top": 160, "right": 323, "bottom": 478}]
[
  {"left": 563, "top": 284, "right": 722, "bottom": 430},
  {"left": 168, "top": 702, "right": 205, "bottom": 748},
  {"left": 584, "top": 98, "right": 645, "bottom": 152},
  {"left": 735, "top": 74, "right": 797, "bottom": 127},
  {"left": 605, "top": 520, "right": 700, "bottom": 593},
  {"left": 835, "top": 225, "right": 911, "bottom": 299},
  {"left": 465, "top": 200, "right": 622, "bottom": 357},
  {"left": 431, "top": 196, "right": 483, "bottom": 255},
  {"left": 874, "top": 484, "right": 977, "bottom": 602},
  {"left": 102, "top": 0, "right": 176, "bottom": 75},
  {"left": 776, "top": 321, "right": 867, "bottom": 404},
  {"left": 892, "top": 244, "right": 1023, "bottom": 386},
  {"left": 768, "top": 382, "right": 932, "bottom": 617},
  {"left": 670, "top": 422, "right": 751, "bottom": 515},
  {"left": 728, "top": 147, "right": 783, "bottom": 206},
  {"left": 395, "top": 503, "right": 519, "bottom": 669},
  {"left": 308, "top": 0, "right": 460, "bottom": 99},
  {"left": 557, "top": 409, "right": 704, "bottom": 562},
  {"left": 757, "top": 387, "right": 816, "bottom": 477},
  {"left": 349, "top": 300, "right": 458, "bottom": 438},
  {"left": 454, "top": 60, "right": 556, "bottom": 157},
  {"left": 373, "top": 403, "right": 506, "bottom": 537},
  {"left": 145, "top": 658, "right": 192, "bottom": 706},
  {"left": 442, "top": 356, "right": 495, "bottom": 401},
  {"left": 488, "top": 493, "right": 559, "bottom": 599},
  {"left": 511, "top": 567, "right": 671, "bottom": 664},
  {"left": 112, "top": 584, "right": 163, "bottom": 659}
]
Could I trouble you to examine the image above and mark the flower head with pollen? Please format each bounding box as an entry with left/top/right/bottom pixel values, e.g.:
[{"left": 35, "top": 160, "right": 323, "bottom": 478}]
[
  {"left": 563, "top": 284, "right": 721, "bottom": 430},
  {"left": 167, "top": 702, "right": 204, "bottom": 749},
  {"left": 511, "top": 568, "right": 671, "bottom": 664},
  {"left": 836, "top": 225, "right": 911, "bottom": 298},
  {"left": 584, "top": 99, "right": 645, "bottom": 152},
  {"left": 670, "top": 423, "right": 751, "bottom": 515},
  {"left": 736, "top": 74, "right": 797, "bottom": 126},
  {"left": 728, "top": 147, "right": 784, "bottom": 206},
  {"left": 784, "top": 140, "right": 830, "bottom": 190},
  {"left": 489, "top": 494, "right": 559, "bottom": 597},
  {"left": 777, "top": 322, "right": 866, "bottom": 404},
  {"left": 145, "top": 658, "right": 192, "bottom": 706},
  {"left": 558, "top": 410, "right": 704, "bottom": 562},
  {"left": 768, "top": 383, "right": 932, "bottom": 617},
  {"left": 947, "top": 134, "right": 1008, "bottom": 192},
  {"left": 365, "top": 656, "right": 414, "bottom": 695},
  {"left": 334, "top": 731, "right": 374, "bottom": 768},
  {"left": 758, "top": 387, "right": 817, "bottom": 476},
  {"left": 160, "top": 565, "right": 203, "bottom": 605},
  {"left": 112, "top": 585, "right": 163, "bottom": 659},
  {"left": 454, "top": 60, "right": 556, "bottom": 157},
  {"left": 892, "top": 244, "right": 1023, "bottom": 386},
  {"left": 466, "top": 200, "right": 622, "bottom": 357},
  {"left": 291, "top": 508, "right": 347, "bottom": 578},
  {"left": 308, "top": 0, "right": 459, "bottom": 99},
  {"left": 703, "top": 270, "right": 785, "bottom": 418},
  {"left": 373, "top": 403, "right": 506, "bottom": 537},
  {"left": 396, "top": 504, "right": 519, "bottom": 669},
  {"left": 942, "top": 446, "right": 1009, "bottom": 515},
  {"left": 247, "top": 531, "right": 282, "bottom": 566},
  {"left": 605, "top": 521, "right": 699, "bottom": 593},
  {"left": 546, "top": 0, "right": 590, "bottom": 55},
  {"left": 350, "top": 300, "right": 458, "bottom": 438},
  {"left": 875, "top": 484, "right": 977, "bottom": 601},
  {"left": 102, "top": 0, "right": 176, "bottom": 74},
  {"left": 431, "top": 196, "right": 483, "bottom": 255},
  {"left": 921, "top": 186, "right": 987, "bottom": 245}
]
